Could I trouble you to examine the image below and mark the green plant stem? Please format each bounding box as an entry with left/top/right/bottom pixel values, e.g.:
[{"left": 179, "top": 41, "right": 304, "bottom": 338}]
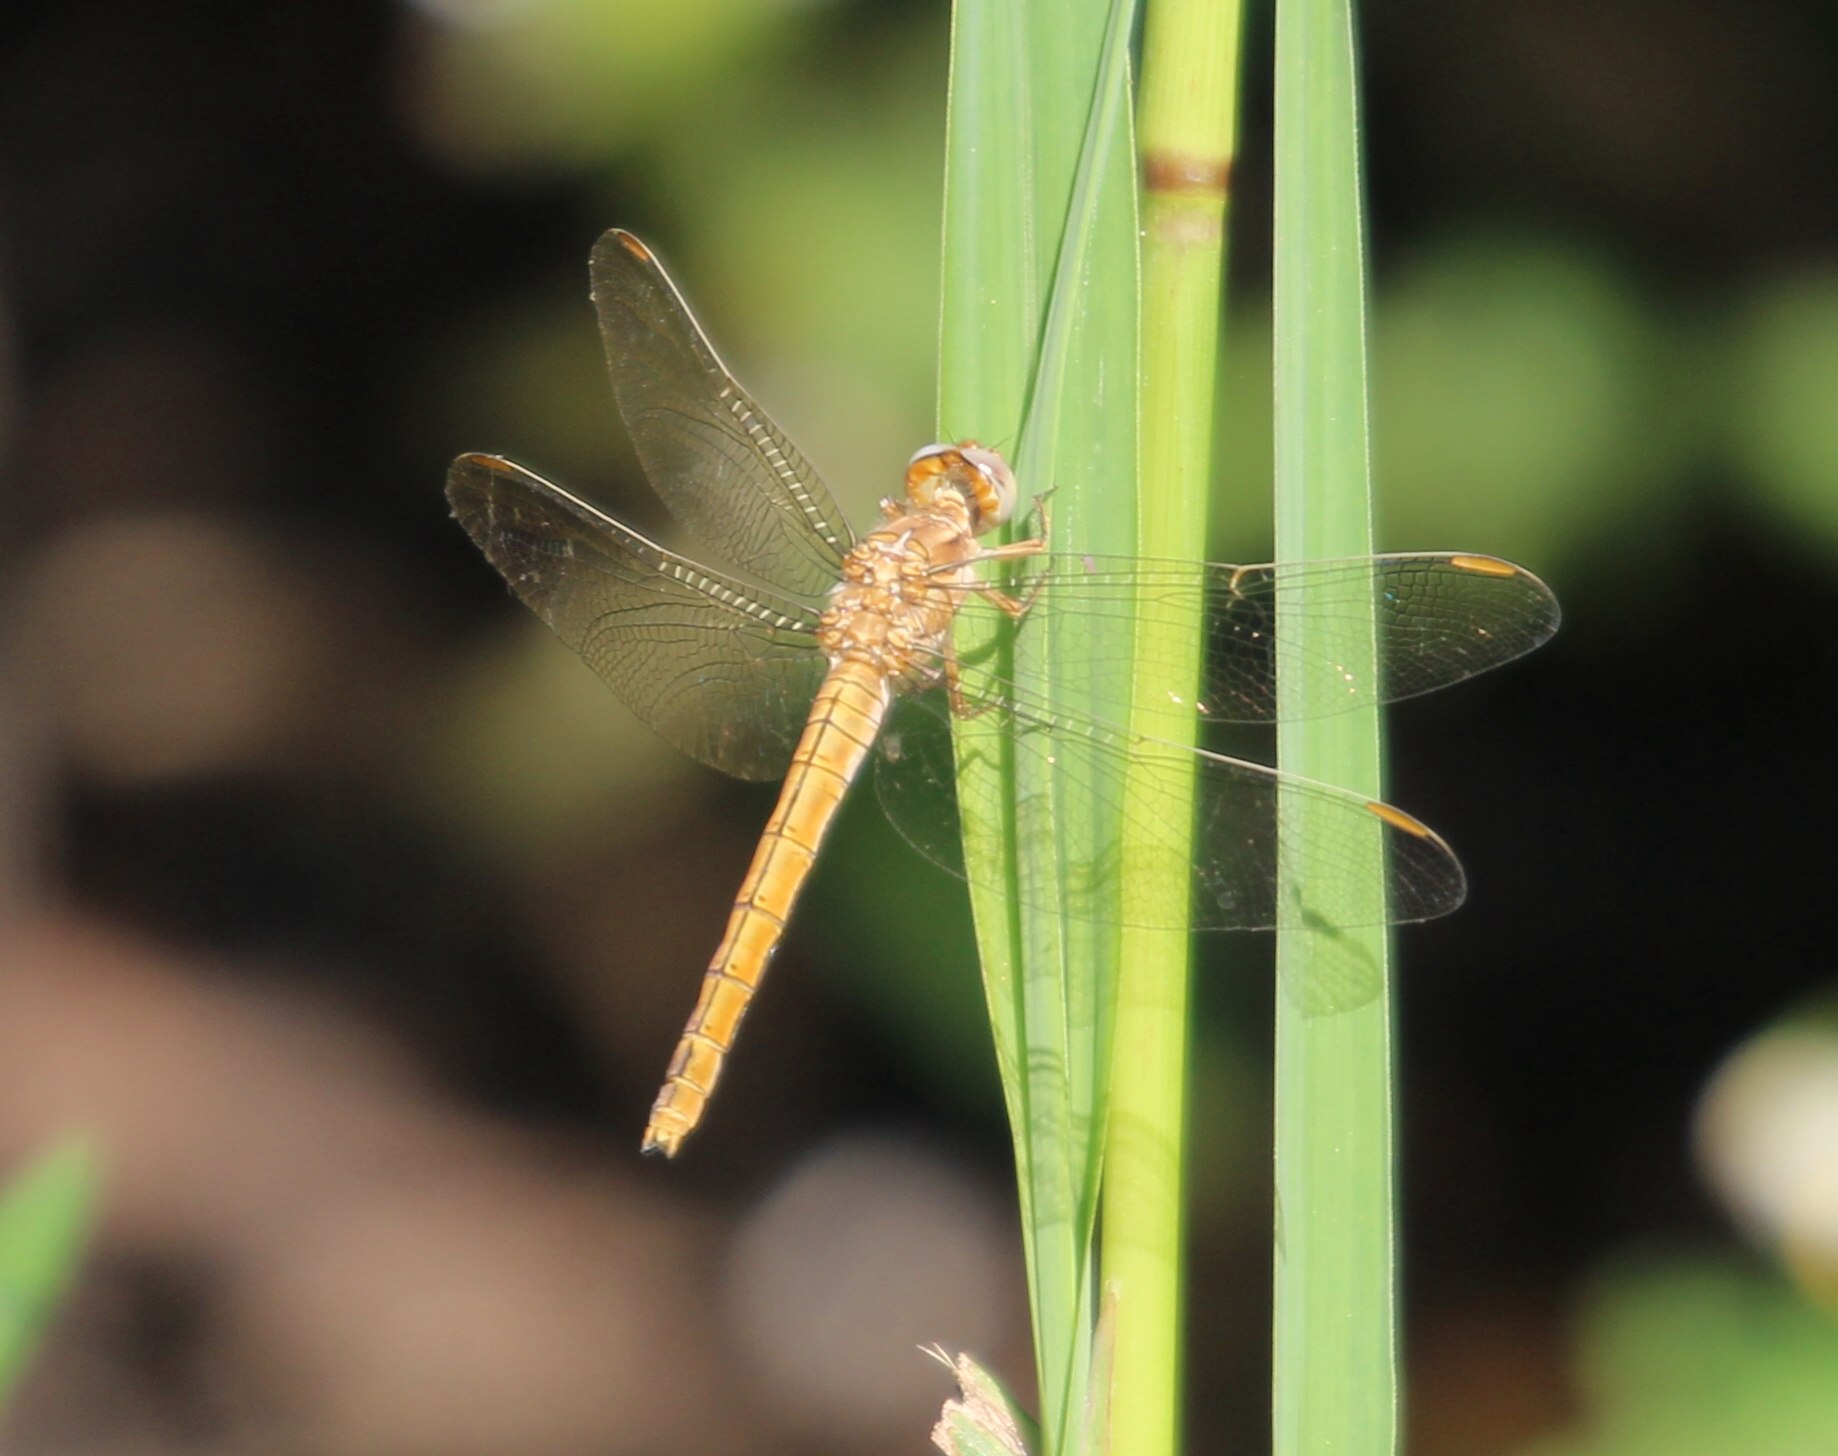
[
  {"left": 1102, "top": 1, "right": 1242, "bottom": 1454},
  {"left": 1271, "top": 2, "right": 1398, "bottom": 1454}
]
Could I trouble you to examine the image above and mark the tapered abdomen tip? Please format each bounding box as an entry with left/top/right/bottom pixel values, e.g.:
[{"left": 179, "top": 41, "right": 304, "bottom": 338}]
[{"left": 641, "top": 1114, "right": 690, "bottom": 1158}]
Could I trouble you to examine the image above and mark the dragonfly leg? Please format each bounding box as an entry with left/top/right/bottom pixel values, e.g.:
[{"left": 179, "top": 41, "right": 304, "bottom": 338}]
[
  {"left": 939, "top": 636, "right": 972, "bottom": 717},
  {"left": 960, "top": 501, "right": 1051, "bottom": 619},
  {"left": 935, "top": 636, "right": 1003, "bottom": 720},
  {"left": 976, "top": 501, "right": 1051, "bottom": 565},
  {"left": 942, "top": 550, "right": 1045, "bottom": 622},
  {"left": 1029, "top": 490, "right": 1053, "bottom": 539},
  {"left": 928, "top": 493, "right": 1050, "bottom": 614},
  {"left": 964, "top": 542, "right": 1050, "bottom": 620}
]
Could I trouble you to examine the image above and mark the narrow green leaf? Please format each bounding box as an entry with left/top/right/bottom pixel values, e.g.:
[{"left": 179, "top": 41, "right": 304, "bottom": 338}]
[
  {"left": 0, "top": 1137, "right": 100, "bottom": 1410},
  {"left": 941, "top": 2, "right": 1140, "bottom": 1452},
  {"left": 941, "top": 0, "right": 1045, "bottom": 1293},
  {"left": 1271, "top": 3, "right": 1398, "bottom": 1455}
]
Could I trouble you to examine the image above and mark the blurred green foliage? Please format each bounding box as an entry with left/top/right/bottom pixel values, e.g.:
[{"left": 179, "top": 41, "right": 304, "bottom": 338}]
[
  {"left": 1519, "top": 1256, "right": 1838, "bottom": 1456},
  {"left": 418, "top": 0, "right": 816, "bottom": 170},
  {"left": 0, "top": 1139, "right": 98, "bottom": 1411},
  {"left": 1373, "top": 237, "right": 1675, "bottom": 567},
  {"left": 1731, "top": 272, "right": 1838, "bottom": 557}
]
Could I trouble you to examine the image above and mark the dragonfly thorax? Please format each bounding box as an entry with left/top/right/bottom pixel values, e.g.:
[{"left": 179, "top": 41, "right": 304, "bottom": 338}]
[
  {"left": 816, "top": 507, "right": 985, "bottom": 679},
  {"left": 904, "top": 441, "right": 1017, "bottom": 535}
]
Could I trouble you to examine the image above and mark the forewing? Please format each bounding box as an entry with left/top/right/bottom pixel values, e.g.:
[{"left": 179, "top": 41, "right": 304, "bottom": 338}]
[
  {"left": 589, "top": 230, "right": 856, "bottom": 599},
  {"left": 986, "top": 552, "right": 1558, "bottom": 727},
  {"left": 448, "top": 453, "right": 827, "bottom": 782}
]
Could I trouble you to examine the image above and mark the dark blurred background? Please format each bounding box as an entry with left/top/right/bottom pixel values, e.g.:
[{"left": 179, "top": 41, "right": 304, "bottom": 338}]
[{"left": 3, "top": 2, "right": 1837, "bottom": 1453}]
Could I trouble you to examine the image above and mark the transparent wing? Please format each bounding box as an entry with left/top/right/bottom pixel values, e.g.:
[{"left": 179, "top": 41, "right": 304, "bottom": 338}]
[
  {"left": 589, "top": 229, "right": 856, "bottom": 599},
  {"left": 447, "top": 453, "right": 828, "bottom": 782},
  {"left": 869, "top": 548, "right": 1550, "bottom": 936},
  {"left": 874, "top": 687, "right": 1463, "bottom": 935},
  {"left": 959, "top": 551, "right": 1559, "bottom": 726}
]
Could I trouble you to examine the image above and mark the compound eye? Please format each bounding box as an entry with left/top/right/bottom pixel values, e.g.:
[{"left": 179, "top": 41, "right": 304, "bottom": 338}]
[
  {"left": 902, "top": 442, "right": 954, "bottom": 511},
  {"left": 958, "top": 445, "right": 1018, "bottom": 530}
]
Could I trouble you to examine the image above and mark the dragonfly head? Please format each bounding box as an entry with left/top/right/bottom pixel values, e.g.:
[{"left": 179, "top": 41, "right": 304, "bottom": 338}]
[{"left": 904, "top": 442, "right": 1018, "bottom": 535}]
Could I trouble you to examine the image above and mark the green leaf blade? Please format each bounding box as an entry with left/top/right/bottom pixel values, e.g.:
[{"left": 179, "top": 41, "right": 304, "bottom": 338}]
[
  {"left": 941, "top": 2, "right": 1140, "bottom": 1452},
  {"left": 1271, "top": 3, "right": 1399, "bottom": 1455}
]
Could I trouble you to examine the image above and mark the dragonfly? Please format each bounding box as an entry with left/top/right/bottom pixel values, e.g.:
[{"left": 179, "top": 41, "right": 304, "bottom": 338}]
[{"left": 447, "top": 229, "right": 1560, "bottom": 1157}]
